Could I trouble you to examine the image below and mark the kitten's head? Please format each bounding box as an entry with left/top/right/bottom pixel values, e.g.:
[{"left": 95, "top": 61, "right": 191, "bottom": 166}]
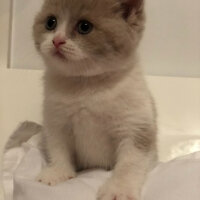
[{"left": 33, "top": 0, "right": 145, "bottom": 76}]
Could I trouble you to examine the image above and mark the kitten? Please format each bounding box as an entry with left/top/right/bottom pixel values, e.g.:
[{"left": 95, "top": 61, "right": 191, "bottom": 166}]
[{"left": 33, "top": 0, "right": 157, "bottom": 199}]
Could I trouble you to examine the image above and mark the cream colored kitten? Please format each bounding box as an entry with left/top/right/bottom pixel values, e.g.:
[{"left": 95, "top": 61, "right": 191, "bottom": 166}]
[{"left": 33, "top": 0, "right": 157, "bottom": 199}]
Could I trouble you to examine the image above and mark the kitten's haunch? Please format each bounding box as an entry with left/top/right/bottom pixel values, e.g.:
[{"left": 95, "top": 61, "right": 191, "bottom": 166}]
[{"left": 33, "top": 0, "right": 157, "bottom": 200}]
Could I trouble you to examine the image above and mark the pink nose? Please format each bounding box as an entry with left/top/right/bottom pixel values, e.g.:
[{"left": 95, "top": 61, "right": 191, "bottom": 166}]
[{"left": 52, "top": 37, "right": 66, "bottom": 48}]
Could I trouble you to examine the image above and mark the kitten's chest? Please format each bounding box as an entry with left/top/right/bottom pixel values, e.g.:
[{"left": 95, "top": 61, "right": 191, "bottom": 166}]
[{"left": 71, "top": 104, "right": 115, "bottom": 169}]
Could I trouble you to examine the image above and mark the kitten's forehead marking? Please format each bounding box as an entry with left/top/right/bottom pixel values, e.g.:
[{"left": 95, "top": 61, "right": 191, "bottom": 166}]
[
  {"left": 54, "top": 10, "right": 70, "bottom": 38},
  {"left": 55, "top": 22, "right": 67, "bottom": 38}
]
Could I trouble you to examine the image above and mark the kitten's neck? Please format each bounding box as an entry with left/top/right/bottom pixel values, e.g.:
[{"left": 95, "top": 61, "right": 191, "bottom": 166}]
[{"left": 44, "top": 60, "right": 143, "bottom": 95}]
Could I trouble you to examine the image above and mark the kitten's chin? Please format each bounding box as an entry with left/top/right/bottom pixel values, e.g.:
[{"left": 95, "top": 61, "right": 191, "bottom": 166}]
[
  {"left": 45, "top": 50, "right": 86, "bottom": 65},
  {"left": 43, "top": 55, "right": 93, "bottom": 77},
  {"left": 53, "top": 51, "right": 67, "bottom": 61}
]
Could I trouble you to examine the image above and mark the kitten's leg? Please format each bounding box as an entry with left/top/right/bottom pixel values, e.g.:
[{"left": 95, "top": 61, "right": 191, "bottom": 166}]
[
  {"left": 37, "top": 125, "right": 76, "bottom": 186},
  {"left": 97, "top": 137, "right": 156, "bottom": 200}
]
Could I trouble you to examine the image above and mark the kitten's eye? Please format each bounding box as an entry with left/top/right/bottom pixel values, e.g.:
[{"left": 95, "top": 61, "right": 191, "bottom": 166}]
[
  {"left": 77, "top": 20, "right": 93, "bottom": 35},
  {"left": 46, "top": 16, "right": 57, "bottom": 31}
]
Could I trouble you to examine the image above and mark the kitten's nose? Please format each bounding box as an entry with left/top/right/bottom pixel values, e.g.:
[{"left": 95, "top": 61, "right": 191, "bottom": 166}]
[{"left": 52, "top": 36, "right": 66, "bottom": 48}]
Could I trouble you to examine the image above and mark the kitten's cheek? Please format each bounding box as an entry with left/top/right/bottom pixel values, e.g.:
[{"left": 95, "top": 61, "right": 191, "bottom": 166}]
[
  {"left": 40, "top": 46, "right": 51, "bottom": 57},
  {"left": 40, "top": 49, "right": 48, "bottom": 57}
]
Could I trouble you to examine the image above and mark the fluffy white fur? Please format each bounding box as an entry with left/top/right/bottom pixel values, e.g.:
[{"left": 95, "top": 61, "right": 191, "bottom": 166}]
[{"left": 37, "top": 65, "right": 157, "bottom": 200}]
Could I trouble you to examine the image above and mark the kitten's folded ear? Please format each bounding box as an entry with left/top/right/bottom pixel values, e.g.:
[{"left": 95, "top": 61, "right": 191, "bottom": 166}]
[{"left": 118, "top": 0, "right": 144, "bottom": 19}]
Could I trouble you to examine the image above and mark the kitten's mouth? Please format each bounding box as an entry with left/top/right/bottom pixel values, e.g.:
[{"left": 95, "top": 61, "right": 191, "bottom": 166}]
[{"left": 53, "top": 50, "right": 66, "bottom": 60}]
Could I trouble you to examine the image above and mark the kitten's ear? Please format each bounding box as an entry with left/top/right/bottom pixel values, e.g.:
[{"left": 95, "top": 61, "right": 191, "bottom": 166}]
[{"left": 119, "top": 0, "right": 144, "bottom": 19}]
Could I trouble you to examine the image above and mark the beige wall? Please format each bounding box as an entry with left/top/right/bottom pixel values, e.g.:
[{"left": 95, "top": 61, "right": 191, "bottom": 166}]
[{"left": 140, "top": 0, "right": 200, "bottom": 77}]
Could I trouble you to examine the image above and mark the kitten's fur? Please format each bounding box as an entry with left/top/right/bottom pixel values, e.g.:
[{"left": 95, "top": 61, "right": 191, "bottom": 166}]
[{"left": 33, "top": 0, "right": 157, "bottom": 199}]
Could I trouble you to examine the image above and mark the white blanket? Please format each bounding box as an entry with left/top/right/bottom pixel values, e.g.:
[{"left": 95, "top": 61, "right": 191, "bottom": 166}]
[{"left": 2, "top": 134, "right": 200, "bottom": 200}]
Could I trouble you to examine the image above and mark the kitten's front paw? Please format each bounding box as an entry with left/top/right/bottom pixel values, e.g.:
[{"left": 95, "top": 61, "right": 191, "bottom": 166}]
[
  {"left": 97, "top": 180, "right": 139, "bottom": 200},
  {"left": 36, "top": 166, "right": 76, "bottom": 186}
]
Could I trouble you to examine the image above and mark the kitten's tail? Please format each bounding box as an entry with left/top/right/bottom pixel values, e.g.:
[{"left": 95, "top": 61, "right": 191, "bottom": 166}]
[{"left": 5, "top": 121, "right": 42, "bottom": 151}]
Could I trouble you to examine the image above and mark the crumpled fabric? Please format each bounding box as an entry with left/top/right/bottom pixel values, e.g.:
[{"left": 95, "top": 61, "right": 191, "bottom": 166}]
[{"left": 2, "top": 134, "right": 200, "bottom": 200}]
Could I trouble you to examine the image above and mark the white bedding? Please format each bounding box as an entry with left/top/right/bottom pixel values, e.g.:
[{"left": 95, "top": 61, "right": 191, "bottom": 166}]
[{"left": 2, "top": 133, "right": 200, "bottom": 200}]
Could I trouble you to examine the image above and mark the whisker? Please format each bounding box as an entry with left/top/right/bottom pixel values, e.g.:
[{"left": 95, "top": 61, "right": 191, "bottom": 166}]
[
  {"left": 65, "top": 52, "right": 77, "bottom": 57},
  {"left": 62, "top": 46, "right": 76, "bottom": 52}
]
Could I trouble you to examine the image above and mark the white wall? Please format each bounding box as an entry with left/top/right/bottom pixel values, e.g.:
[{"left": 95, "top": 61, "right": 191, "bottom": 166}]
[
  {"left": 10, "top": 0, "right": 44, "bottom": 69},
  {"left": 140, "top": 0, "right": 200, "bottom": 77},
  {"left": 6, "top": 0, "right": 200, "bottom": 77}
]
